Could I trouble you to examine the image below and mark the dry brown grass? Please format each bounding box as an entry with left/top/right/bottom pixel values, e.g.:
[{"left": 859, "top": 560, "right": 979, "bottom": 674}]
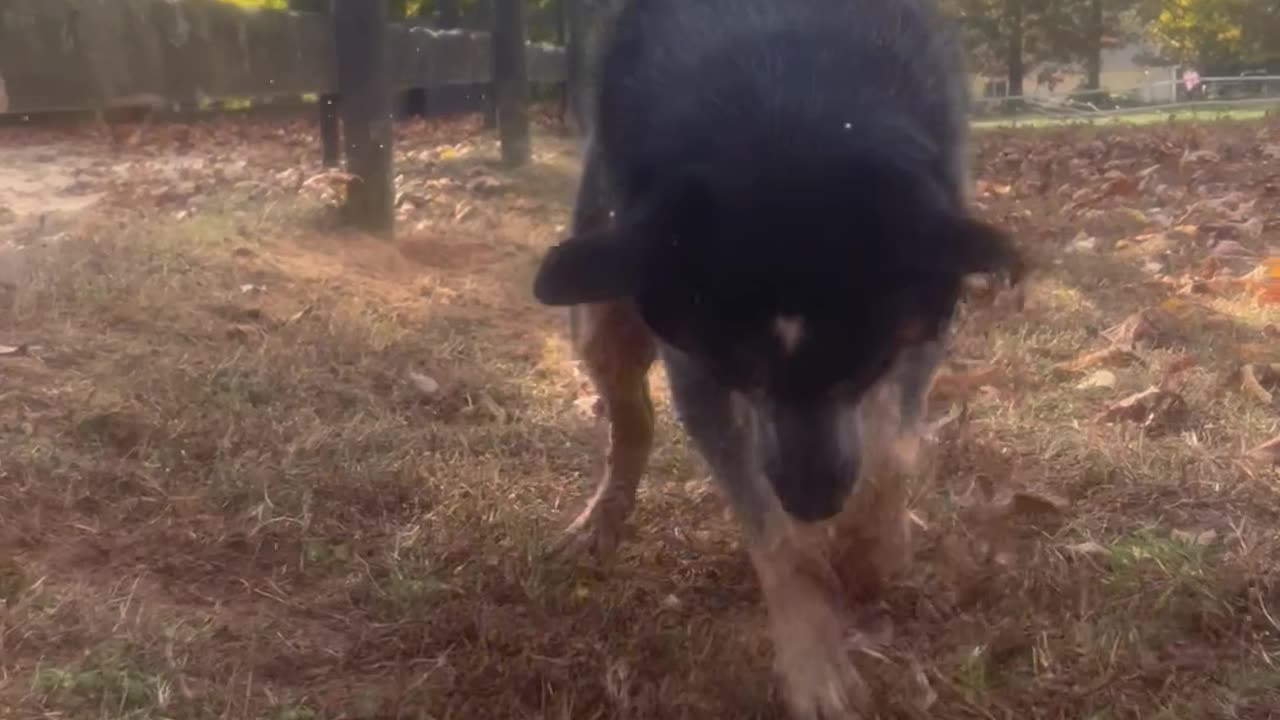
[{"left": 3, "top": 112, "right": 1280, "bottom": 719}]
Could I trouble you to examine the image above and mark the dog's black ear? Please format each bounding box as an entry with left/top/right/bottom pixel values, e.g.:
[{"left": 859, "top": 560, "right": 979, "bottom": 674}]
[
  {"left": 947, "top": 216, "right": 1025, "bottom": 284},
  {"left": 533, "top": 229, "right": 644, "bottom": 306},
  {"left": 533, "top": 167, "right": 719, "bottom": 308},
  {"left": 884, "top": 215, "right": 1025, "bottom": 342},
  {"left": 901, "top": 214, "right": 1023, "bottom": 285}
]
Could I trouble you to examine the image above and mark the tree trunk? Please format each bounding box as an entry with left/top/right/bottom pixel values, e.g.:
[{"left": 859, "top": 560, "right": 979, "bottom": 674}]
[
  {"left": 468, "top": 0, "right": 492, "bottom": 31},
  {"left": 334, "top": 0, "right": 395, "bottom": 237},
  {"left": 1084, "top": 0, "right": 1103, "bottom": 90},
  {"left": 476, "top": 0, "right": 497, "bottom": 127},
  {"left": 565, "top": 0, "right": 589, "bottom": 130},
  {"left": 556, "top": 0, "right": 569, "bottom": 124},
  {"left": 1005, "top": 0, "right": 1025, "bottom": 100},
  {"left": 436, "top": 0, "right": 461, "bottom": 28},
  {"left": 493, "top": 0, "right": 531, "bottom": 166}
]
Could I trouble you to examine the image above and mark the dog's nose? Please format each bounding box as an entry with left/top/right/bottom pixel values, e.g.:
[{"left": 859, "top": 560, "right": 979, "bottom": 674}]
[{"left": 766, "top": 453, "right": 858, "bottom": 522}]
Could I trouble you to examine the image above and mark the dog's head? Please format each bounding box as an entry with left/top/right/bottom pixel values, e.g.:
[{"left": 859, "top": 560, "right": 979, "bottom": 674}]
[{"left": 535, "top": 155, "right": 1021, "bottom": 521}]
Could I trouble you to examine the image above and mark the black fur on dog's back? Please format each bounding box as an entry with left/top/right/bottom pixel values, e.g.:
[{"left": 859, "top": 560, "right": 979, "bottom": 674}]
[{"left": 596, "top": 0, "right": 971, "bottom": 204}]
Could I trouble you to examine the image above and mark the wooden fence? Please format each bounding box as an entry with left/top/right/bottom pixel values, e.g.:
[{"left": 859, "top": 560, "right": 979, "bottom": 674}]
[{"left": 0, "top": 0, "right": 566, "bottom": 115}]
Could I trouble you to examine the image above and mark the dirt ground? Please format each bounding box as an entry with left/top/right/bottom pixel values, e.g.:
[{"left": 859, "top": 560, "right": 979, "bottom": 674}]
[{"left": 3, "top": 111, "right": 1280, "bottom": 720}]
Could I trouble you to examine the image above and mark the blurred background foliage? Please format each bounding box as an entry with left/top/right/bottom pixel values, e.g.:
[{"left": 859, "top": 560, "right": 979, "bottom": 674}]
[{"left": 219, "top": 0, "right": 565, "bottom": 42}]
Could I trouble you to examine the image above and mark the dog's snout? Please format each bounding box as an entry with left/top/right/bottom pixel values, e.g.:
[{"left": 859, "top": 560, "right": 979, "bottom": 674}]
[{"left": 762, "top": 403, "right": 860, "bottom": 522}]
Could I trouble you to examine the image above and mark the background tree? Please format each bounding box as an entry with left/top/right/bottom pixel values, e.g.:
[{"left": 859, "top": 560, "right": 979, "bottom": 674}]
[
  {"left": 493, "top": 0, "right": 531, "bottom": 165},
  {"left": 1138, "top": 0, "right": 1280, "bottom": 72},
  {"left": 1040, "top": 0, "right": 1143, "bottom": 90},
  {"left": 942, "top": 0, "right": 1056, "bottom": 97},
  {"left": 944, "top": 0, "right": 1147, "bottom": 98},
  {"left": 226, "top": 0, "right": 1278, "bottom": 105},
  {"left": 1239, "top": 0, "right": 1280, "bottom": 65},
  {"left": 1142, "top": 0, "right": 1249, "bottom": 71},
  {"left": 565, "top": 0, "right": 589, "bottom": 127},
  {"left": 432, "top": 0, "right": 461, "bottom": 27}
]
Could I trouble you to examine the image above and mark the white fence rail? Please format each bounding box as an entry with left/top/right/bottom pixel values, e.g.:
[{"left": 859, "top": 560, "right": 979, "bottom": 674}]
[{"left": 969, "top": 74, "right": 1280, "bottom": 121}]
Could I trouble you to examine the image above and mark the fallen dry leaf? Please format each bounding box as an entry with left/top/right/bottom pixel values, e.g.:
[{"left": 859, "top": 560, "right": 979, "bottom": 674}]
[
  {"left": 477, "top": 392, "right": 508, "bottom": 423},
  {"left": 1247, "top": 434, "right": 1280, "bottom": 464},
  {"left": 1259, "top": 257, "right": 1280, "bottom": 305},
  {"left": 1066, "top": 540, "right": 1108, "bottom": 557},
  {"left": 1076, "top": 370, "right": 1117, "bottom": 390},
  {"left": 1211, "top": 240, "right": 1256, "bottom": 260},
  {"left": 1179, "top": 276, "right": 1251, "bottom": 298},
  {"left": 1103, "top": 309, "right": 1170, "bottom": 349},
  {"left": 574, "top": 394, "right": 603, "bottom": 420},
  {"left": 1240, "top": 364, "right": 1275, "bottom": 404},
  {"left": 1100, "top": 174, "right": 1141, "bottom": 197},
  {"left": 283, "top": 306, "right": 312, "bottom": 326},
  {"left": 225, "top": 324, "right": 266, "bottom": 343},
  {"left": 1116, "top": 231, "right": 1165, "bottom": 253},
  {"left": 1196, "top": 255, "right": 1223, "bottom": 280},
  {"left": 976, "top": 179, "right": 1013, "bottom": 198},
  {"left": 1053, "top": 346, "right": 1140, "bottom": 375},
  {"left": 1009, "top": 491, "right": 1069, "bottom": 516},
  {"left": 1181, "top": 149, "right": 1221, "bottom": 165},
  {"left": 1067, "top": 231, "right": 1099, "bottom": 253},
  {"left": 275, "top": 167, "right": 303, "bottom": 189},
  {"left": 962, "top": 273, "right": 996, "bottom": 306},
  {"left": 926, "top": 403, "right": 967, "bottom": 442},
  {"left": 1096, "top": 386, "right": 1188, "bottom": 431},
  {"left": 407, "top": 370, "right": 441, "bottom": 397},
  {"left": 1237, "top": 218, "right": 1264, "bottom": 240},
  {"left": 1158, "top": 354, "right": 1197, "bottom": 392},
  {"left": 1158, "top": 297, "right": 1233, "bottom": 333},
  {"left": 1234, "top": 343, "right": 1278, "bottom": 364},
  {"left": 301, "top": 170, "right": 356, "bottom": 190},
  {"left": 1171, "top": 529, "right": 1217, "bottom": 546},
  {"left": 466, "top": 175, "right": 508, "bottom": 196},
  {"left": 906, "top": 659, "right": 938, "bottom": 713},
  {"left": 929, "top": 365, "right": 1003, "bottom": 402},
  {"left": 976, "top": 491, "right": 1070, "bottom": 544}
]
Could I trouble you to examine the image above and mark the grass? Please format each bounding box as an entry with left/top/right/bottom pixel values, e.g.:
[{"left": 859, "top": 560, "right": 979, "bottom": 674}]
[
  {"left": 972, "top": 100, "right": 1280, "bottom": 129},
  {"left": 3, "top": 112, "right": 1280, "bottom": 718}
]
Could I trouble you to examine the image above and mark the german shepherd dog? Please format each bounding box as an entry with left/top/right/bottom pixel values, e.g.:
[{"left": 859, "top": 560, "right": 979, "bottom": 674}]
[{"left": 533, "top": 0, "right": 1022, "bottom": 716}]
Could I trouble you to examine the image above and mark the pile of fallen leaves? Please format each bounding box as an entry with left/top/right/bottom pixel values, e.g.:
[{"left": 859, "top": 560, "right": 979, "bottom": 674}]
[
  {"left": 965, "top": 116, "right": 1280, "bottom": 449},
  {"left": 0, "top": 112, "right": 568, "bottom": 243}
]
